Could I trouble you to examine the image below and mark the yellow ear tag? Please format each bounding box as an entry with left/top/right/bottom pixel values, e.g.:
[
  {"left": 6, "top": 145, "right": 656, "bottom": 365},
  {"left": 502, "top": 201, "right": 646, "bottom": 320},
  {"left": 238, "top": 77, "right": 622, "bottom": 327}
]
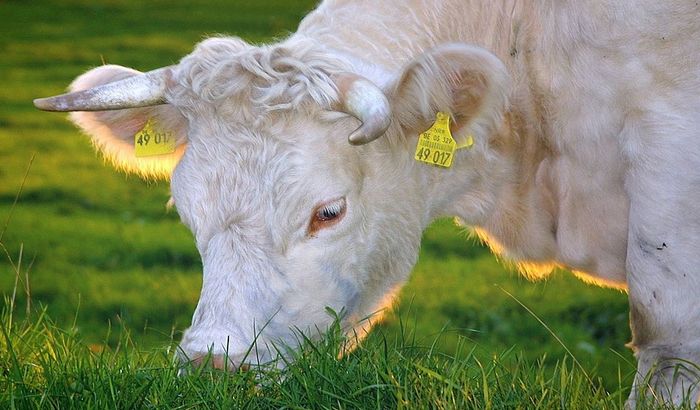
[
  {"left": 134, "top": 118, "right": 176, "bottom": 157},
  {"left": 414, "top": 112, "right": 473, "bottom": 168}
]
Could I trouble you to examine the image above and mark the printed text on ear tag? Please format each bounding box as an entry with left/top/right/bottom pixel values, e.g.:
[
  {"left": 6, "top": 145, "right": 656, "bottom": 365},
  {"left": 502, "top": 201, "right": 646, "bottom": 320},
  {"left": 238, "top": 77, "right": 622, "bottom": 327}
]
[
  {"left": 134, "top": 118, "right": 176, "bottom": 157},
  {"left": 414, "top": 112, "right": 472, "bottom": 168}
]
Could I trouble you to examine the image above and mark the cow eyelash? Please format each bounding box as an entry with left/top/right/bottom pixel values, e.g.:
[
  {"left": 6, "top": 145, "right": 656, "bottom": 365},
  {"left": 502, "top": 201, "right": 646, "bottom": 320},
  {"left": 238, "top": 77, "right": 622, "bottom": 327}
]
[
  {"left": 317, "top": 200, "right": 345, "bottom": 221},
  {"left": 308, "top": 197, "right": 346, "bottom": 235}
]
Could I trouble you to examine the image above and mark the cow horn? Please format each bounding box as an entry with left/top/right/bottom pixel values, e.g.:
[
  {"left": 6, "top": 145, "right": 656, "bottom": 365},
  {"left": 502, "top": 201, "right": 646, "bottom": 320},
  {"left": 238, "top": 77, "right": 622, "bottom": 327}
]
[
  {"left": 334, "top": 74, "right": 391, "bottom": 145},
  {"left": 33, "top": 67, "right": 172, "bottom": 112}
]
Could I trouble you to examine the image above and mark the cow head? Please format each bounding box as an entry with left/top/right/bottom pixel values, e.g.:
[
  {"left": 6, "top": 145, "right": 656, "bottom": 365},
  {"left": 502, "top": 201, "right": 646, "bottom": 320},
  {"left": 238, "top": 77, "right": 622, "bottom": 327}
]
[{"left": 35, "top": 37, "right": 509, "bottom": 370}]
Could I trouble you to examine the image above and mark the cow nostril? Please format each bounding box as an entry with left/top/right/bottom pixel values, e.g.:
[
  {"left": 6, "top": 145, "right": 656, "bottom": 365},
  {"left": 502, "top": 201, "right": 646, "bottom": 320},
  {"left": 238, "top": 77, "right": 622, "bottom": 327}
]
[{"left": 180, "top": 352, "right": 248, "bottom": 374}]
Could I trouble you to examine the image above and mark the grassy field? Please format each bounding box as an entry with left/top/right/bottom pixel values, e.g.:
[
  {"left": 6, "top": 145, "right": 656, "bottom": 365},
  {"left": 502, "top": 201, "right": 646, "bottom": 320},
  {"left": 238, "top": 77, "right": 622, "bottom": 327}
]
[{"left": 1, "top": 0, "right": 637, "bottom": 407}]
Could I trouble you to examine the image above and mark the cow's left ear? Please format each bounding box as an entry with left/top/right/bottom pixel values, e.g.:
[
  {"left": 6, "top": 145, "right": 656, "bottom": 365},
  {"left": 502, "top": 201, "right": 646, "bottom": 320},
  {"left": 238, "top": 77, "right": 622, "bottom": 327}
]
[
  {"left": 389, "top": 43, "right": 510, "bottom": 143},
  {"left": 68, "top": 65, "right": 188, "bottom": 180}
]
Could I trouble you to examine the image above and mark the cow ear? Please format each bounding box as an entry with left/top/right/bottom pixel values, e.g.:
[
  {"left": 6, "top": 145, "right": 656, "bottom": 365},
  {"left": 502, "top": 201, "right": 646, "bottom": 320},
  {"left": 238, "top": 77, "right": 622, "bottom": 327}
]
[
  {"left": 68, "top": 65, "right": 188, "bottom": 180},
  {"left": 390, "top": 43, "right": 509, "bottom": 144}
]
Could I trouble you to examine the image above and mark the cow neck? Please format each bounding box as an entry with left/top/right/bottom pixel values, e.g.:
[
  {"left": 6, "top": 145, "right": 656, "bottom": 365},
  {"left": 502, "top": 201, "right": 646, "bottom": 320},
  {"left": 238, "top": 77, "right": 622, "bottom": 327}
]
[{"left": 467, "top": 29, "right": 561, "bottom": 275}]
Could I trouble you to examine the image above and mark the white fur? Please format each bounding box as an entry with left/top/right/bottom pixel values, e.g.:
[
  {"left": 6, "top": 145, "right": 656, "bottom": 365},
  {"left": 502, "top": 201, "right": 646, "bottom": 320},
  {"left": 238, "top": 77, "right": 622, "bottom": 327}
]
[{"left": 64, "top": 0, "right": 700, "bottom": 405}]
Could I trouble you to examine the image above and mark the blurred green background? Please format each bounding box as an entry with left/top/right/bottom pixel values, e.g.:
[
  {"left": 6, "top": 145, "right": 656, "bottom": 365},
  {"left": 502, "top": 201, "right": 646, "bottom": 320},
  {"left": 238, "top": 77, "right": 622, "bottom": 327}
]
[{"left": 0, "top": 0, "right": 633, "bottom": 391}]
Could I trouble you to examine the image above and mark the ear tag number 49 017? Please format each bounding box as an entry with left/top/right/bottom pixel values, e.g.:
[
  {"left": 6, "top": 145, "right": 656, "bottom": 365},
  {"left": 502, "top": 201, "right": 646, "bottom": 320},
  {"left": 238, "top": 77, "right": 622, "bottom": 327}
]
[
  {"left": 134, "top": 118, "right": 176, "bottom": 157},
  {"left": 414, "top": 112, "right": 473, "bottom": 168}
]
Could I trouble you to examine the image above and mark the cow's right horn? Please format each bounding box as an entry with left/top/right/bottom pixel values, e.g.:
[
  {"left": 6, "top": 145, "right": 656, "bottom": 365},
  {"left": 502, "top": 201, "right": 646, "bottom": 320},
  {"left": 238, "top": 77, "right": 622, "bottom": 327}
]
[
  {"left": 333, "top": 74, "right": 391, "bottom": 145},
  {"left": 33, "top": 67, "right": 172, "bottom": 112}
]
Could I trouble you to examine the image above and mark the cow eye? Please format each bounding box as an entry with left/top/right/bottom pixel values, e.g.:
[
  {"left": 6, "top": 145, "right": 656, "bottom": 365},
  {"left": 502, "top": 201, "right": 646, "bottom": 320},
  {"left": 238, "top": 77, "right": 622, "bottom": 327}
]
[
  {"left": 317, "top": 200, "right": 345, "bottom": 221},
  {"left": 309, "top": 197, "right": 346, "bottom": 235}
]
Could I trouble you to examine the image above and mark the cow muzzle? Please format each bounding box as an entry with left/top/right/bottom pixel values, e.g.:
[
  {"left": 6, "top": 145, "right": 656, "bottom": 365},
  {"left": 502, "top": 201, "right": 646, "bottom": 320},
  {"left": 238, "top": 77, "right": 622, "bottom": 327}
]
[
  {"left": 176, "top": 348, "right": 250, "bottom": 374},
  {"left": 176, "top": 325, "right": 273, "bottom": 375}
]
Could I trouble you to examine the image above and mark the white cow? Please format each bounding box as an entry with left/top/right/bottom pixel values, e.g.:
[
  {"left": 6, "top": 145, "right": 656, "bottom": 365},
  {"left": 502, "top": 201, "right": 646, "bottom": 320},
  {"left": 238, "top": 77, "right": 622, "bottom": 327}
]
[{"left": 34, "top": 0, "right": 700, "bottom": 406}]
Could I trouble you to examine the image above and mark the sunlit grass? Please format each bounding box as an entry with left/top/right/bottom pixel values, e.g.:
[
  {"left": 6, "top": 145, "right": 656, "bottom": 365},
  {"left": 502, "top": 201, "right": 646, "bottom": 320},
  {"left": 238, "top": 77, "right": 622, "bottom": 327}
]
[{"left": 1, "top": 293, "right": 630, "bottom": 409}]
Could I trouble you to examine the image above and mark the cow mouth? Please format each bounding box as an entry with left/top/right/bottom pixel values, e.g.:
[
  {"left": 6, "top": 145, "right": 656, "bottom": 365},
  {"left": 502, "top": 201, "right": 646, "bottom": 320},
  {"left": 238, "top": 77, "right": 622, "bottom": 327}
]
[{"left": 176, "top": 349, "right": 252, "bottom": 375}]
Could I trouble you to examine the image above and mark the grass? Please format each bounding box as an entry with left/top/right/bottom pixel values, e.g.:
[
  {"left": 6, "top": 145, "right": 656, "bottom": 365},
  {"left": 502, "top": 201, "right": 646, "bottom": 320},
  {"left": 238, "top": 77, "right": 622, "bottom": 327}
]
[
  {"left": 0, "top": 0, "right": 641, "bottom": 407},
  {"left": 2, "top": 297, "right": 630, "bottom": 409}
]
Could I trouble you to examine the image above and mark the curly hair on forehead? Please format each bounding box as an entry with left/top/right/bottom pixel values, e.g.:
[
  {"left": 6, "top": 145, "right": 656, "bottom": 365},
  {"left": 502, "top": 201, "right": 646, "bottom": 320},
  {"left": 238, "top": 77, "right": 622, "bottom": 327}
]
[{"left": 172, "top": 36, "right": 347, "bottom": 121}]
